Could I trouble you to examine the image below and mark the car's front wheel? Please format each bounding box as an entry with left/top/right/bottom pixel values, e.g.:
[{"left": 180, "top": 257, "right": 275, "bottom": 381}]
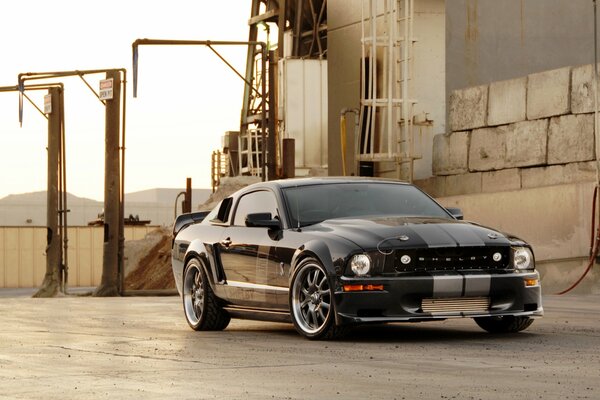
[
  {"left": 474, "top": 315, "right": 533, "bottom": 333},
  {"left": 290, "top": 258, "right": 344, "bottom": 340},
  {"left": 182, "top": 258, "right": 230, "bottom": 331}
]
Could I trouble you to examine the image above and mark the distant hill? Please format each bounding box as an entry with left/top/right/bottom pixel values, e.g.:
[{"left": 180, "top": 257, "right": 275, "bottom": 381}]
[
  {"left": 0, "top": 191, "right": 101, "bottom": 206},
  {"left": 0, "top": 188, "right": 212, "bottom": 227}
]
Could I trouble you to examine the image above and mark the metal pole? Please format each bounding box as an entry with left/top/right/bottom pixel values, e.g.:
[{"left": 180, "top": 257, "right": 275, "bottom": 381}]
[
  {"left": 184, "top": 177, "right": 192, "bottom": 213},
  {"left": 268, "top": 50, "right": 277, "bottom": 180},
  {"left": 119, "top": 70, "right": 127, "bottom": 295},
  {"left": 96, "top": 70, "right": 122, "bottom": 296},
  {"left": 59, "top": 88, "right": 69, "bottom": 293},
  {"left": 261, "top": 47, "right": 267, "bottom": 181},
  {"left": 282, "top": 138, "right": 295, "bottom": 179}
]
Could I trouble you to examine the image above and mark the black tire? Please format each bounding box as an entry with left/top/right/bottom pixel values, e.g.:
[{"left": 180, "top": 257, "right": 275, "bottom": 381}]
[
  {"left": 182, "top": 258, "right": 230, "bottom": 331},
  {"left": 474, "top": 316, "right": 534, "bottom": 333},
  {"left": 289, "top": 258, "right": 346, "bottom": 340}
]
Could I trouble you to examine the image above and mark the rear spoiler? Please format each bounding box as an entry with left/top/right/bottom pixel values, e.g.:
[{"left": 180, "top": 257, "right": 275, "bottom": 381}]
[{"left": 173, "top": 211, "right": 210, "bottom": 238}]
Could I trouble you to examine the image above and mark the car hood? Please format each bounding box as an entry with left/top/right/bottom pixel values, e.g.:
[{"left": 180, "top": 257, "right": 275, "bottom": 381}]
[{"left": 303, "top": 216, "right": 513, "bottom": 250}]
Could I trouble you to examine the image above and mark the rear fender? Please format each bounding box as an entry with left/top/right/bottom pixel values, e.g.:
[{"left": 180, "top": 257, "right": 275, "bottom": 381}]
[{"left": 184, "top": 239, "right": 222, "bottom": 290}]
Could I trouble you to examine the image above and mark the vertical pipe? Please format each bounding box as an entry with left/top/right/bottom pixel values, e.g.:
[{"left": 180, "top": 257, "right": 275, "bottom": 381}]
[
  {"left": 261, "top": 46, "right": 267, "bottom": 181},
  {"left": 359, "top": 0, "right": 366, "bottom": 157},
  {"left": 268, "top": 50, "right": 278, "bottom": 179},
  {"left": 57, "top": 91, "right": 64, "bottom": 293},
  {"left": 594, "top": 0, "right": 600, "bottom": 194},
  {"left": 408, "top": 0, "right": 414, "bottom": 182},
  {"left": 387, "top": 0, "right": 393, "bottom": 159},
  {"left": 368, "top": 0, "right": 376, "bottom": 156},
  {"left": 278, "top": 0, "right": 286, "bottom": 59},
  {"left": 119, "top": 70, "right": 127, "bottom": 295},
  {"left": 96, "top": 70, "right": 121, "bottom": 297},
  {"left": 59, "top": 88, "right": 68, "bottom": 292},
  {"left": 371, "top": 0, "right": 377, "bottom": 156},
  {"left": 282, "top": 138, "right": 296, "bottom": 178},
  {"left": 184, "top": 177, "right": 192, "bottom": 214},
  {"left": 294, "top": 0, "right": 303, "bottom": 56}
]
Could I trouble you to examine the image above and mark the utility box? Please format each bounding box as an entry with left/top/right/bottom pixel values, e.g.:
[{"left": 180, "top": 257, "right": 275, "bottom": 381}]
[{"left": 278, "top": 58, "right": 328, "bottom": 176}]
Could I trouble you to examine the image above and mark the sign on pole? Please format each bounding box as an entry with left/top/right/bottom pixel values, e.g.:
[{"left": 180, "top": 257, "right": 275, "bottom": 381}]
[
  {"left": 99, "top": 78, "right": 114, "bottom": 100},
  {"left": 44, "top": 94, "right": 52, "bottom": 114}
]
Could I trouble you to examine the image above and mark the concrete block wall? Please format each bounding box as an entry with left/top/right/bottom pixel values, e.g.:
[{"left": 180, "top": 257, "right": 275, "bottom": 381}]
[
  {"left": 418, "top": 64, "right": 599, "bottom": 197},
  {"left": 417, "top": 64, "right": 600, "bottom": 292}
]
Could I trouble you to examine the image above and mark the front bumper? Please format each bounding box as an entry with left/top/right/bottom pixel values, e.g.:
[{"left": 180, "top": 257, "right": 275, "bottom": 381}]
[{"left": 334, "top": 271, "right": 543, "bottom": 325}]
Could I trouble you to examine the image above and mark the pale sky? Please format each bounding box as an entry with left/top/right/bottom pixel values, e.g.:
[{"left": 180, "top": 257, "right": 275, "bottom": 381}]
[{"left": 0, "top": 1, "right": 252, "bottom": 201}]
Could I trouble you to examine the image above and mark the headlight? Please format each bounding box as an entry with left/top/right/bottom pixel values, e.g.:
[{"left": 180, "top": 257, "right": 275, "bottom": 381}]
[
  {"left": 512, "top": 247, "right": 534, "bottom": 270},
  {"left": 350, "top": 254, "right": 371, "bottom": 276}
]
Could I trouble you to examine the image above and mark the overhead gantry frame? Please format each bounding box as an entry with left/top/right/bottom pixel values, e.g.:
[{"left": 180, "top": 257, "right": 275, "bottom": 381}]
[{"left": 18, "top": 68, "right": 127, "bottom": 296}]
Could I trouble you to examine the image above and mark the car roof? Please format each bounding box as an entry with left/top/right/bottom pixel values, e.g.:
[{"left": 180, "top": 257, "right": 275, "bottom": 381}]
[{"left": 241, "top": 176, "right": 411, "bottom": 191}]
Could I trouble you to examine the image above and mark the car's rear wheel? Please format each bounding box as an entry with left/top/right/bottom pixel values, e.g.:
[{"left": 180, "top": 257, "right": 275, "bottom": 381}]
[
  {"left": 474, "top": 315, "right": 533, "bottom": 333},
  {"left": 183, "top": 258, "right": 230, "bottom": 331},
  {"left": 290, "top": 258, "right": 344, "bottom": 340}
]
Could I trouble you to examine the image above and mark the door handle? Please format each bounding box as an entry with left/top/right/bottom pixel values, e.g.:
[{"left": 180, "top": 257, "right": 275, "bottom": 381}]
[{"left": 220, "top": 238, "right": 232, "bottom": 247}]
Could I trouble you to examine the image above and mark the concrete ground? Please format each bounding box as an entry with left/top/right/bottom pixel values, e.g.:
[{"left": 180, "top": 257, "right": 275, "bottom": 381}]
[{"left": 0, "top": 291, "right": 598, "bottom": 400}]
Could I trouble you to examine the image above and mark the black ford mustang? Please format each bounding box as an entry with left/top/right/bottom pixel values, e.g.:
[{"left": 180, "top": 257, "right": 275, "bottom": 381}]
[{"left": 171, "top": 178, "right": 543, "bottom": 339}]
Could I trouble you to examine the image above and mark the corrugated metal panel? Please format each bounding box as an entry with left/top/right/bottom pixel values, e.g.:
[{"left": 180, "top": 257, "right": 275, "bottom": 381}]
[{"left": 0, "top": 226, "right": 157, "bottom": 288}]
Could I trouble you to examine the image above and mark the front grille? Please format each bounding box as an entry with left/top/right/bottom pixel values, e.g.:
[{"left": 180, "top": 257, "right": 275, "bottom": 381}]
[
  {"left": 394, "top": 246, "right": 510, "bottom": 272},
  {"left": 421, "top": 297, "right": 490, "bottom": 314}
]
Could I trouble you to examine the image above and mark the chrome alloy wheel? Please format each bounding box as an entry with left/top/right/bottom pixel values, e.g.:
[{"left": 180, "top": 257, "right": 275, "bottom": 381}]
[
  {"left": 183, "top": 261, "right": 205, "bottom": 326},
  {"left": 291, "top": 262, "right": 332, "bottom": 335}
]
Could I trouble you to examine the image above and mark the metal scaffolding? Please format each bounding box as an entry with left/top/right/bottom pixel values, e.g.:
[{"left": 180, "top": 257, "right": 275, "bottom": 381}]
[{"left": 358, "top": 0, "right": 418, "bottom": 182}]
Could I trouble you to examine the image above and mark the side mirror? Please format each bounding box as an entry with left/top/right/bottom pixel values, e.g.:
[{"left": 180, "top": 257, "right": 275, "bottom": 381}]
[
  {"left": 245, "top": 212, "right": 281, "bottom": 229},
  {"left": 446, "top": 207, "right": 464, "bottom": 220}
]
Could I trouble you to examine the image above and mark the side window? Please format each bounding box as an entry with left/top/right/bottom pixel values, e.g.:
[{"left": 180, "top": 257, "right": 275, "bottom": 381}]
[{"left": 233, "top": 191, "right": 279, "bottom": 226}]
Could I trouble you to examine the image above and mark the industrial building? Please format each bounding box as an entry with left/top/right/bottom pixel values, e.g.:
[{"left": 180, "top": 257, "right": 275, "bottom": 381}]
[{"left": 208, "top": 0, "right": 600, "bottom": 292}]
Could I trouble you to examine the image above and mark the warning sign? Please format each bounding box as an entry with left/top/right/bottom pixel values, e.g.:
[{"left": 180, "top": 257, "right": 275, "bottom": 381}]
[
  {"left": 44, "top": 94, "right": 52, "bottom": 114},
  {"left": 99, "top": 78, "right": 114, "bottom": 100}
]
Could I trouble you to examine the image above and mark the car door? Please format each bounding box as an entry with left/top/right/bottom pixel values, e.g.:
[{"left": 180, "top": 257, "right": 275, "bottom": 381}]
[{"left": 217, "top": 190, "right": 284, "bottom": 309}]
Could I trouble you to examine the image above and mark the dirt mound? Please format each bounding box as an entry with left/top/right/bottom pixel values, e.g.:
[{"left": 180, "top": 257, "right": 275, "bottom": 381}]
[
  {"left": 123, "top": 227, "right": 175, "bottom": 291},
  {"left": 124, "top": 177, "right": 259, "bottom": 290}
]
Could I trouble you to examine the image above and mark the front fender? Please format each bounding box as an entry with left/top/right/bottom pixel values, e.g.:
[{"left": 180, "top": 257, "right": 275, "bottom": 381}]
[
  {"left": 289, "top": 238, "right": 350, "bottom": 282},
  {"left": 289, "top": 238, "right": 359, "bottom": 328}
]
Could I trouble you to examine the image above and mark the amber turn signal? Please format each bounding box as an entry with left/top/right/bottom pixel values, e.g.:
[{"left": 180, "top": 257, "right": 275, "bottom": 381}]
[
  {"left": 343, "top": 284, "right": 384, "bottom": 292},
  {"left": 524, "top": 278, "right": 539, "bottom": 287}
]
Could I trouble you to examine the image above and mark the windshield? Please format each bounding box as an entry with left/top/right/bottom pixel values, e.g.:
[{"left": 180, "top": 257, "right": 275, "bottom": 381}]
[{"left": 283, "top": 182, "right": 451, "bottom": 227}]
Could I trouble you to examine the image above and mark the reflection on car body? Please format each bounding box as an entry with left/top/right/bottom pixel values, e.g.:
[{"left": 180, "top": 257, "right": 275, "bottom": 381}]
[{"left": 171, "top": 177, "right": 543, "bottom": 339}]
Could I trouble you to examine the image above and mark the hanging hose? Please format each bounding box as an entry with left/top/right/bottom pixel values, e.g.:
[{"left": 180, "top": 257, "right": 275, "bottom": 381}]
[
  {"left": 340, "top": 108, "right": 360, "bottom": 176},
  {"left": 340, "top": 113, "right": 347, "bottom": 176},
  {"left": 556, "top": 185, "right": 599, "bottom": 295}
]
